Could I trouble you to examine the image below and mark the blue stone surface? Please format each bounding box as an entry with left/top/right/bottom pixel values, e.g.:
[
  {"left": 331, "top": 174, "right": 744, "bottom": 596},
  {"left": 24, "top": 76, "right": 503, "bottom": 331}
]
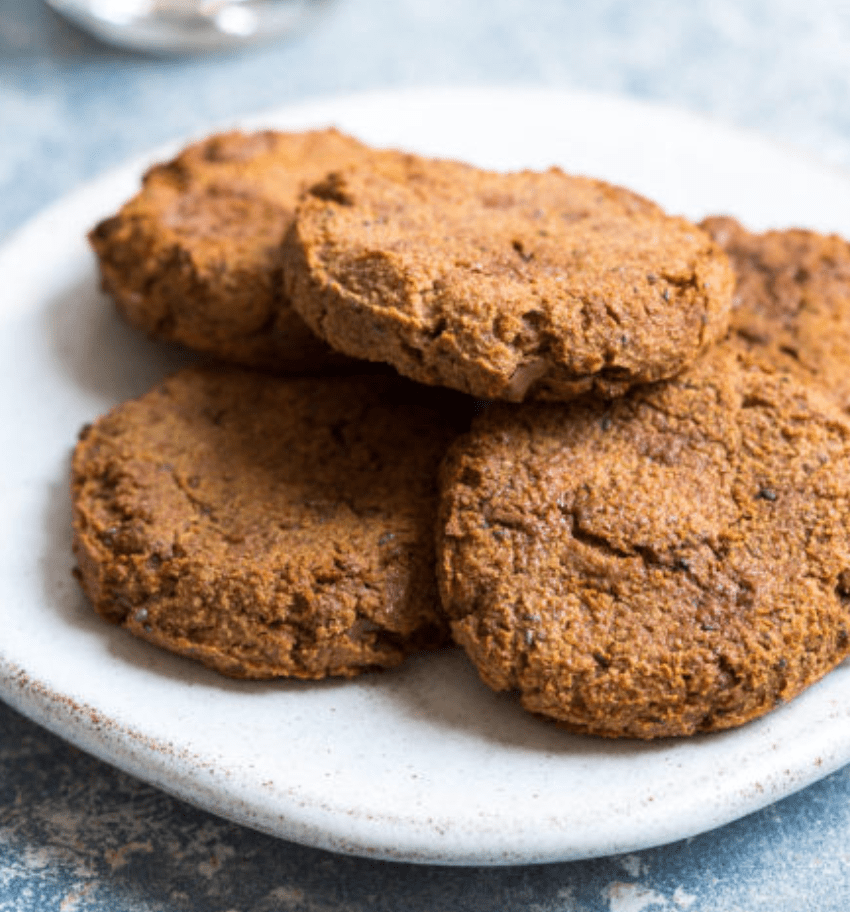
[{"left": 3, "top": 1, "right": 850, "bottom": 908}]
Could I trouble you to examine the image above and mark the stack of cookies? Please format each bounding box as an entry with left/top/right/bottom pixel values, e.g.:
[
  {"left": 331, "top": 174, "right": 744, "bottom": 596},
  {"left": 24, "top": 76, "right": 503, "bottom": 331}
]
[{"left": 73, "top": 128, "right": 850, "bottom": 739}]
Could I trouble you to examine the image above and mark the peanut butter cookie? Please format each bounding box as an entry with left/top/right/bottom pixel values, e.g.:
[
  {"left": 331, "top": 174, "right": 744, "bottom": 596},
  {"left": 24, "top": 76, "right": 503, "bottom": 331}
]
[
  {"left": 438, "top": 341, "right": 850, "bottom": 737},
  {"left": 284, "top": 155, "right": 734, "bottom": 400},
  {"left": 72, "top": 368, "right": 469, "bottom": 678},
  {"left": 703, "top": 215, "right": 850, "bottom": 410},
  {"left": 89, "top": 129, "right": 371, "bottom": 371}
]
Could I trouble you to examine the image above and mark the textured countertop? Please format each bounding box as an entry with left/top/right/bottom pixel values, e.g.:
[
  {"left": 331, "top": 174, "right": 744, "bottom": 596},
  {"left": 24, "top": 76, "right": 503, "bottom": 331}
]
[{"left": 3, "top": 1, "right": 850, "bottom": 909}]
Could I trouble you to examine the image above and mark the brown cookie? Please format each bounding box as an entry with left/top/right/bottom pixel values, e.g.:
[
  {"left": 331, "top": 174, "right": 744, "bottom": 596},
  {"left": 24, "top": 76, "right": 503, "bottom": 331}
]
[
  {"left": 89, "top": 129, "right": 372, "bottom": 372},
  {"left": 702, "top": 215, "right": 850, "bottom": 410},
  {"left": 438, "top": 340, "right": 850, "bottom": 738},
  {"left": 72, "top": 368, "right": 470, "bottom": 679},
  {"left": 284, "top": 155, "right": 734, "bottom": 401}
]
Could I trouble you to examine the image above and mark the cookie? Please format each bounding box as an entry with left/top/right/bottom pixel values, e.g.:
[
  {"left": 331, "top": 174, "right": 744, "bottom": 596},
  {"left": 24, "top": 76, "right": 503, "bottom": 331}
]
[
  {"left": 72, "top": 368, "right": 469, "bottom": 679},
  {"left": 89, "top": 129, "right": 372, "bottom": 372},
  {"left": 438, "top": 340, "right": 850, "bottom": 738},
  {"left": 284, "top": 155, "right": 734, "bottom": 401},
  {"left": 702, "top": 215, "right": 850, "bottom": 410}
]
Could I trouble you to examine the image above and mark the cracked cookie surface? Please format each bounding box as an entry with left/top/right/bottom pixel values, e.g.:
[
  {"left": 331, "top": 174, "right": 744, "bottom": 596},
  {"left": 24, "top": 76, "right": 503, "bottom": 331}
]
[
  {"left": 72, "top": 368, "right": 469, "bottom": 678},
  {"left": 438, "top": 341, "right": 850, "bottom": 737},
  {"left": 703, "top": 215, "right": 850, "bottom": 410},
  {"left": 284, "top": 154, "right": 734, "bottom": 401},
  {"left": 89, "top": 129, "right": 371, "bottom": 372}
]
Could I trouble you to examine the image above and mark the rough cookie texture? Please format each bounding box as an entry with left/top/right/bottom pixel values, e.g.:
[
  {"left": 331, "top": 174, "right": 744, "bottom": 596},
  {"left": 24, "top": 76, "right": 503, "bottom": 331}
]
[
  {"left": 72, "top": 368, "right": 469, "bottom": 679},
  {"left": 284, "top": 154, "right": 734, "bottom": 401},
  {"left": 703, "top": 215, "right": 850, "bottom": 410},
  {"left": 89, "top": 129, "right": 371, "bottom": 372},
  {"left": 438, "top": 341, "right": 850, "bottom": 738}
]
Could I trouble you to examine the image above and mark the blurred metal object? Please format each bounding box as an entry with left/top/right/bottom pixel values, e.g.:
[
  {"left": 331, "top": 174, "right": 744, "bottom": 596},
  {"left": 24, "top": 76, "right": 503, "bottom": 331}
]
[{"left": 45, "top": 0, "right": 332, "bottom": 53}]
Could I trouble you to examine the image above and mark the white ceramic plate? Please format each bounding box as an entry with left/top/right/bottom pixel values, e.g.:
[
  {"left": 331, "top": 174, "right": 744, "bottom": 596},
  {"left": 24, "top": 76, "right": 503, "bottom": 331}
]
[{"left": 3, "top": 87, "right": 850, "bottom": 867}]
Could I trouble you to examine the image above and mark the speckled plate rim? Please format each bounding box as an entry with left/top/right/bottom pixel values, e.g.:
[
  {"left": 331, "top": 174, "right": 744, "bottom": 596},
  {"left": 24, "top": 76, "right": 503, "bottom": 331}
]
[{"left": 3, "top": 86, "right": 850, "bottom": 867}]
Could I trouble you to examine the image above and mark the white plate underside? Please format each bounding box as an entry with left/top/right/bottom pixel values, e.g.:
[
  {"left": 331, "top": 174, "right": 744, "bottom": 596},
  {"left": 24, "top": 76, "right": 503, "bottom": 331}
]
[{"left": 3, "top": 87, "right": 850, "bottom": 867}]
